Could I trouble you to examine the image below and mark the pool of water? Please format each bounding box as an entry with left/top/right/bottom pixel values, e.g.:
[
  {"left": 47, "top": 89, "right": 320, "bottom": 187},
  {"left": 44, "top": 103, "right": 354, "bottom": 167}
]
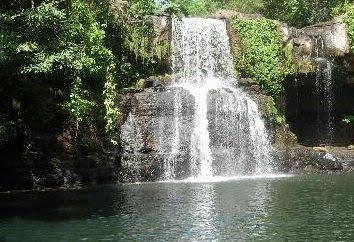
[{"left": 1, "top": 174, "right": 354, "bottom": 241}]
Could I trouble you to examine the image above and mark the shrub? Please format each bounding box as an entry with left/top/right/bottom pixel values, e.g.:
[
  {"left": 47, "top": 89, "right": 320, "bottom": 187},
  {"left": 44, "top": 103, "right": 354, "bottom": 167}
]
[{"left": 232, "top": 19, "right": 286, "bottom": 98}]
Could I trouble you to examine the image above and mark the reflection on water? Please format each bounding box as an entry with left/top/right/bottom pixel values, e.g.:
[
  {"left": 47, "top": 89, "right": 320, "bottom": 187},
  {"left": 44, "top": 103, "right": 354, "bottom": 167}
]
[
  {"left": 186, "top": 184, "right": 216, "bottom": 240},
  {"left": 1, "top": 174, "right": 354, "bottom": 241},
  {"left": 249, "top": 182, "right": 271, "bottom": 239}
]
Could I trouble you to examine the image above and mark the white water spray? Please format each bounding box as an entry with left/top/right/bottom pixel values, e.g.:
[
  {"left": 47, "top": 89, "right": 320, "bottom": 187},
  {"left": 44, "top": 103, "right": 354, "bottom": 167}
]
[
  {"left": 314, "top": 35, "right": 334, "bottom": 144},
  {"left": 160, "top": 18, "right": 273, "bottom": 180}
]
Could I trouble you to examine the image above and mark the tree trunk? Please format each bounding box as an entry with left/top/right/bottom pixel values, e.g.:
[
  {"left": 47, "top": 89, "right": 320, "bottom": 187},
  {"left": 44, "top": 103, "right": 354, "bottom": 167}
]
[{"left": 30, "top": 0, "right": 34, "bottom": 9}]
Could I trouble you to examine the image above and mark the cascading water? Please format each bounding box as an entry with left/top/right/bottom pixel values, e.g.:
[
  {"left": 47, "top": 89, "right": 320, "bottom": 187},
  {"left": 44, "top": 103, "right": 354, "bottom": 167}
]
[
  {"left": 314, "top": 35, "right": 334, "bottom": 144},
  {"left": 158, "top": 18, "right": 273, "bottom": 180}
]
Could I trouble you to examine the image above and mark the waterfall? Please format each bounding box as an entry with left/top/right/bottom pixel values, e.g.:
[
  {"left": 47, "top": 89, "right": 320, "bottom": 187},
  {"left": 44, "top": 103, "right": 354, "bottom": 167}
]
[
  {"left": 314, "top": 35, "right": 334, "bottom": 144},
  {"left": 159, "top": 18, "right": 273, "bottom": 180}
]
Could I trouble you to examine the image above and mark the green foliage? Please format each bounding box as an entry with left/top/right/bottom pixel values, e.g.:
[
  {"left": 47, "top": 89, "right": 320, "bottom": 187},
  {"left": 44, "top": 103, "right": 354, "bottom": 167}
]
[
  {"left": 343, "top": 115, "right": 354, "bottom": 124},
  {"left": 1, "top": 0, "right": 353, "bottom": 174},
  {"left": 282, "top": 42, "right": 296, "bottom": 76},
  {"left": 331, "top": 0, "right": 354, "bottom": 16},
  {"left": 104, "top": 65, "right": 122, "bottom": 145},
  {"left": 1, "top": 0, "right": 170, "bottom": 148},
  {"left": 121, "top": 0, "right": 169, "bottom": 63},
  {"left": 262, "top": 0, "right": 349, "bottom": 27},
  {"left": 222, "top": 0, "right": 264, "bottom": 13},
  {"left": 1, "top": 0, "right": 114, "bottom": 76},
  {"left": 0, "top": 0, "right": 124, "bottom": 147},
  {"left": 156, "top": 0, "right": 224, "bottom": 16},
  {"left": 266, "top": 99, "right": 286, "bottom": 124},
  {"left": 161, "top": 0, "right": 262, "bottom": 16},
  {"left": 232, "top": 19, "right": 286, "bottom": 98},
  {"left": 159, "top": 0, "right": 352, "bottom": 26},
  {"left": 123, "top": 23, "right": 169, "bottom": 62},
  {"left": 128, "top": 0, "right": 156, "bottom": 17},
  {"left": 343, "top": 4, "right": 354, "bottom": 53},
  {"left": 167, "top": 0, "right": 220, "bottom": 16},
  {"left": 64, "top": 77, "right": 96, "bottom": 124},
  {"left": 0, "top": 114, "right": 15, "bottom": 147}
]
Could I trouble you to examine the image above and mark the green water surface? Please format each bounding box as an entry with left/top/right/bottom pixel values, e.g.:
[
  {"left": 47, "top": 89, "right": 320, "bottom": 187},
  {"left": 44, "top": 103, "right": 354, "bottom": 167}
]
[{"left": 1, "top": 174, "right": 354, "bottom": 241}]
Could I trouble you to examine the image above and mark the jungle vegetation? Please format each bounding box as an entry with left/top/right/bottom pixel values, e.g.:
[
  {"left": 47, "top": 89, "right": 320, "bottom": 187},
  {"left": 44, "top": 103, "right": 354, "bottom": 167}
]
[{"left": 0, "top": 0, "right": 353, "bottom": 153}]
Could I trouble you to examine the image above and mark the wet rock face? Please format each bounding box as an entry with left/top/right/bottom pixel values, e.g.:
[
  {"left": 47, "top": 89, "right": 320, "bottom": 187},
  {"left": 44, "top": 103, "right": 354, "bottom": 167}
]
[
  {"left": 119, "top": 87, "right": 195, "bottom": 182},
  {"left": 301, "top": 19, "right": 350, "bottom": 57},
  {"left": 281, "top": 17, "right": 350, "bottom": 57},
  {"left": 275, "top": 145, "right": 354, "bottom": 173},
  {"left": 151, "top": 14, "right": 172, "bottom": 68},
  {"left": 0, "top": 145, "right": 119, "bottom": 192},
  {"left": 152, "top": 15, "right": 170, "bottom": 43},
  {"left": 118, "top": 78, "right": 354, "bottom": 179},
  {"left": 118, "top": 80, "right": 292, "bottom": 182},
  {"left": 214, "top": 9, "right": 350, "bottom": 58},
  {"left": 292, "top": 35, "right": 315, "bottom": 57}
]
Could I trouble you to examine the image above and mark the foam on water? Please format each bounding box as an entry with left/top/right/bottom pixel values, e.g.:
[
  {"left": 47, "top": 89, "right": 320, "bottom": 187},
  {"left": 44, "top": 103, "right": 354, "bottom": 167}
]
[{"left": 129, "top": 174, "right": 293, "bottom": 185}]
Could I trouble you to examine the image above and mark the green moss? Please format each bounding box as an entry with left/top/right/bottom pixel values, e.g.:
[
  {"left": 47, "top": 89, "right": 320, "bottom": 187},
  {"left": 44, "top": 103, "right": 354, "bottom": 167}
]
[
  {"left": 282, "top": 42, "right": 296, "bottom": 76},
  {"left": 265, "top": 98, "right": 286, "bottom": 125}
]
